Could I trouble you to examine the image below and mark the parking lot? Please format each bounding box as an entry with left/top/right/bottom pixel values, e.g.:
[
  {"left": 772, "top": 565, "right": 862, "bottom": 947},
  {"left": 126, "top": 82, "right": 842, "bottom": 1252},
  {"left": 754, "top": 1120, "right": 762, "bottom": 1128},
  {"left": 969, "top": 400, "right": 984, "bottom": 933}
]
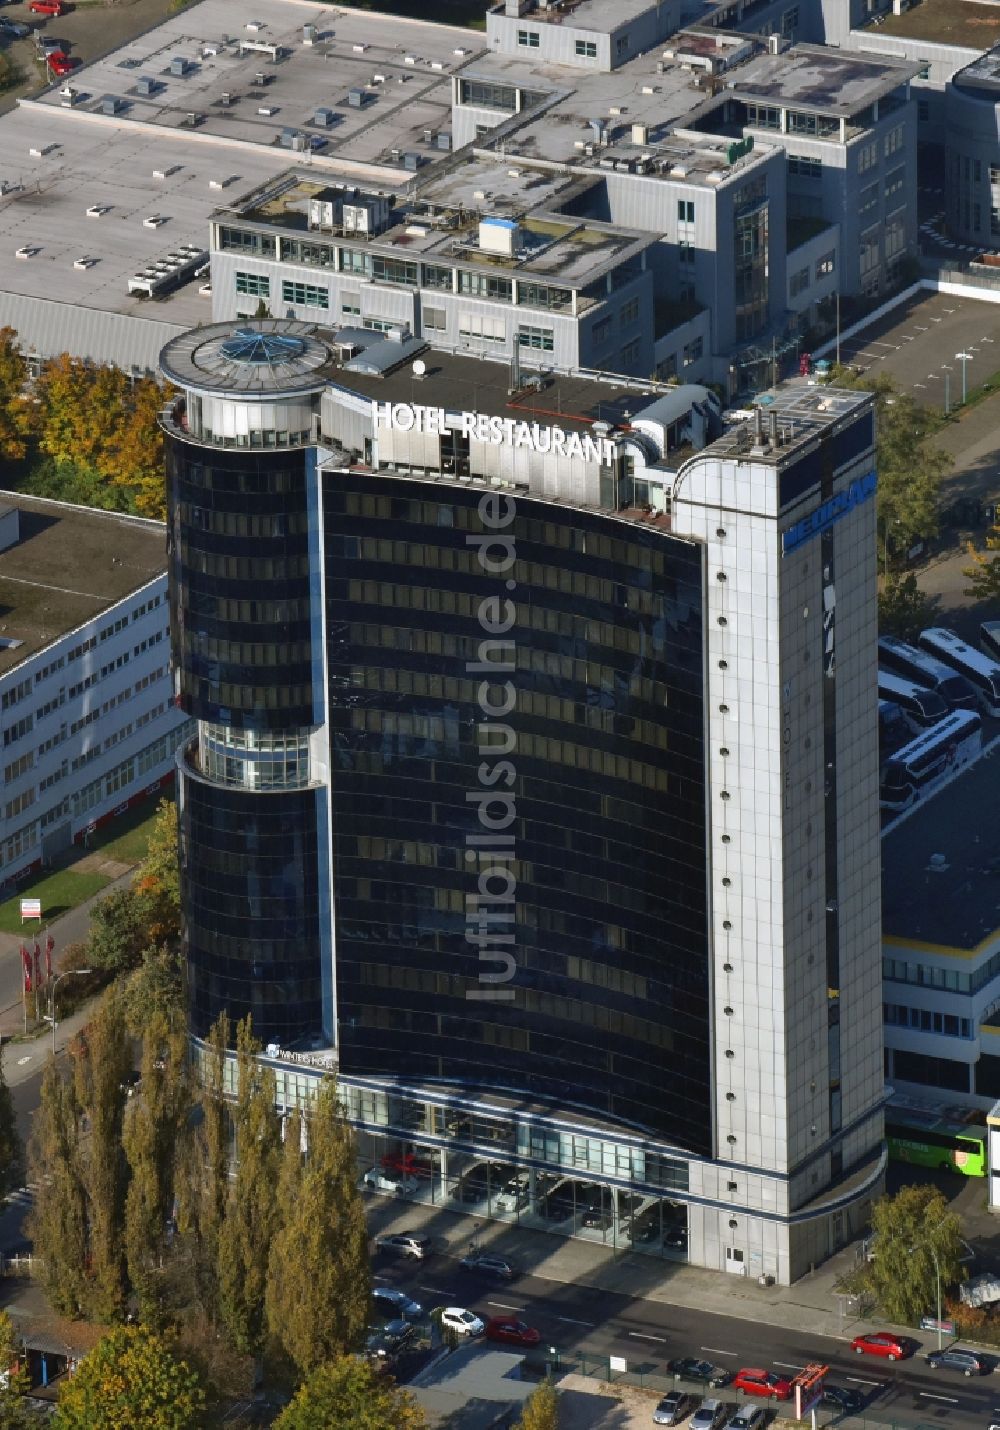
[{"left": 836, "top": 290, "right": 1000, "bottom": 414}]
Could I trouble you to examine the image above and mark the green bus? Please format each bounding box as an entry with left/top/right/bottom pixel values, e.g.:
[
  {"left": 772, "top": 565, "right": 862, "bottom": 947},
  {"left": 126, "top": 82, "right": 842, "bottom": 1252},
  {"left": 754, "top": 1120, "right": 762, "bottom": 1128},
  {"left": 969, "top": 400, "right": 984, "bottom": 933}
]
[{"left": 885, "top": 1113, "right": 986, "bottom": 1177}]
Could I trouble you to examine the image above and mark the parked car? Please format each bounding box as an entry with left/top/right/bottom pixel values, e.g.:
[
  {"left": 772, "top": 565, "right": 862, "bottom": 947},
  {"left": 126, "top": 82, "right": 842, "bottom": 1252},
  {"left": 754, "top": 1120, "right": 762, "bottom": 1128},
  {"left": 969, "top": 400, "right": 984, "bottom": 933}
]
[
  {"left": 439, "top": 1307, "right": 485, "bottom": 1337},
  {"left": 458, "top": 1253, "right": 515, "bottom": 1281},
  {"left": 626, "top": 1214, "right": 658, "bottom": 1244},
  {"left": 851, "top": 1332, "right": 909, "bottom": 1361},
  {"left": 485, "top": 1316, "right": 540, "bottom": 1348},
  {"left": 381, "top": 1152, "right": 432, "bottom": 1180},
  {"left": 725, "top": 1406, "right": 767, "bottom": 1430},
  {"left": 36, "top": 34, "right": 61, "bottom": 53},
  {"left": 925, "top": 1347, "right": 987, "bottom": 1376},
  {"left": 495, "top": 1175, "right": 530, "bottom": 1212},
  {"left": 665, "top": 1226, "right": 688, "bottom": 1249},
  {"left": 581, "top": 1204, "right": 613, "bottom": 1230},
  {"left": 47, "top": 51, "right": 76, "bottom": 75},
  {"left": 372, "top": 1287, "right": 422, "bottom": 1320},
  {"left": 690, "top": 1400, "right": 731, "bottom": 1430},
  {"left": 732, "top": 1368, "right": 792, "bottom": 1401},
  {"left": 362, "top": 1168, "right": 417, "bottom": 1195},
  {"left": 822, "top": 1386, "right": 865, "bottom": 1415},
  {"left": 375, "top": 1232, "right": 431, "bottom": 1260},
  {"left": 653, "top": 1392, "right": 694, "bottom": 1427},
  {"left": 29, "top": 0, "right": 64, "bottom": 14},
  {"left": 0, "top": 19, "right": 31, "bottom": 37},
  {"left": 668, "top": 1358, "right": 732, "bottom": 1389}
]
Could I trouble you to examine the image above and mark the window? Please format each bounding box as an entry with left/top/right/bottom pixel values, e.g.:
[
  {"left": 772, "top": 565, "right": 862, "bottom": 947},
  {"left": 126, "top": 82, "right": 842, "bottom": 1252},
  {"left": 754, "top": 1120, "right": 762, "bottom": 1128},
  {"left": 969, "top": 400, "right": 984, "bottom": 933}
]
[
  {"left": 746, "top": 103, "right": 781, "bottom": 130},
  {"left": 815, "top": 250, "right": 835, "bottom": 279},
  {"left": 281, "top": 280, "right": 329, "bottom": 309},
  {"left": 5, "top": 788, "right": 34, "bottom": 821},
  {"left": 421, "top": 264, "right": 454, "bottom": 291},
  {"left": 371, "top": 255, "right": 418, "bottom": 287},
  {"left": 788, "top": 154, "right": 821, "bottom": 179},
  {"left": 857, "top": 139, "right": 878, "bottom": 173},
  {"left": 885, "top": 165, "right": 905, "bottom": 203},
  {"left": 860, "top": 181, "right": 879, "bottom": 217},
  {"left": 620, "top": 338, "right": 640, "bottom": 366},
  {"left": 517, "top": 28, "right": 539, "bottom": 47},
  {"left": 1, "top": 678, "right": 31, "bottom": 712},
  {"left": 592, "top": 315, "right": 613, "bottom": 345},
  {"left": 859, "top": 223, "right": 880, "bottom": 278},
  {"left": 457, "top": 271, "right": 512, "bottom": 301},
  {"left": 3, "top": 714, "right": 33, "bottom": 748},
  {"left": 218, "top": 227, "right": 276, "bottom": 258},
  {"left": 458, "top": 79, "right": 517, "bottom": 111},
  {"left": 341, "top": 295, "right": 360, "bottom": 317},
  {"left": 3, "top": 752, "right": 33, "bottom": 783},
  {"left": 235, "top": 271, "right": 270, "bottom": 298},
  {"left": 781, "top": 4, "right": 799, "bottom": 34},
  {"left": 620, "top": 296, "right": 640, "bottom": 324},
  {"left": 363, "top": 317, "right": 397, "bottom": 333},
  {"left": 340, "top": 249, "right": 372, "bottom": 276},
  {"left": 790, "top": 266, "right": 810, "bottom": 297},
  {"left": 615, "top": 33, "right": 630, "bottom": 56},
  {"left": 677, "top": 200, "right": 695, "bottom": 224},
  {"left": 517, "top": 281, "right": 572, "bottom": 311},
  {"left": 517, "top": 324, "right": 554, "bottom": 352},
  {"left": 884, "top": 208, "right": 906, "bottom": 262},
  {"left": 678, "top": 240, "right": 695, "bottom": 265},
  {"left": 458, "top": 313, "right": 507, "bottom": 346},
  {"left": 683, "top": 336, "right": 703, "bottom": 367},
  {"left": 422, "top": 306, "right": 447, "bottom": 331},
  {"left": 917, "top": 98, "right": 929, "bottom": 122},
  {"left": 575, "top": 39, "right": 597, "bottom": 58},
  {"left": 884, "top": 123, "right": 904, "bottom": 158}
]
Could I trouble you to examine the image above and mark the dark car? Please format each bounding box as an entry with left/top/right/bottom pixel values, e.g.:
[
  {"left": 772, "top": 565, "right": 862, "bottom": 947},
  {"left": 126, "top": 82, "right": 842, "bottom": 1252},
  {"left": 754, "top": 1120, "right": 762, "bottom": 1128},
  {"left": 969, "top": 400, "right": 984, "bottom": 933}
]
[
  {"left": 581, "top": 1205, "right": 613, "bottom": 1230},
  {"left": 0, "top": 18, "right": 30, "bottom": 36},
  {"left": 823, "top": 1386, "right": 866, "bottom": 1415},
  {"left": 669, "top": 1357, "right": 733, "bottom": 1389},
  {"left": 654, "top": 1392, "right": 694, "bottom": 1427},
  {"left": 665, "top": 1226, "right": 688, "bottom": 1249},
  {"left": 539, "top": 1190, "right": 575, "bottom": 1221},
  {"left": 626, "top": 1215, "right": 658, "bottom": 1244},
  {"left": 458, "top": 1252, "right": 515, "bottom": 1281},
  {"left": 925, "top": 1348, "right": 987, "bottom": 1377},
  {"left": 372, "top": 1287, "right": 422, "bottom": 1321}
]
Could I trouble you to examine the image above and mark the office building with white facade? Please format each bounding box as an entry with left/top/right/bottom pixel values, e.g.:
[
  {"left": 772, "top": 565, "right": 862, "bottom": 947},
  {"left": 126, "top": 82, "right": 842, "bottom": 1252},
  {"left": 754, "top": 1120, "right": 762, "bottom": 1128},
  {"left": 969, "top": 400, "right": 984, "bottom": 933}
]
[
  {"left": 163, "top": 316, "right": 884, "bottom": 1284},
  {"left": 0, "top": 497, "right": 192, "bottom": 889}
]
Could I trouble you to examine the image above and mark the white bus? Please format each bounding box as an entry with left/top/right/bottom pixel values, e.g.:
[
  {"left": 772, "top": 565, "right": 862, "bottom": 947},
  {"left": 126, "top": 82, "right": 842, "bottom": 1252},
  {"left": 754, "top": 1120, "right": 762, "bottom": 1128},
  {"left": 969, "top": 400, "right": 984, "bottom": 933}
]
[
  {"left": 878, "top": 635, "right": 977, "bottom": 712},
  {"left": 877, "top": 670, "right": 948, "bottom": 731},
  {"left": 980, "top": 621, "right": 1000, "bottom": 666},
  {"left": 918, "top": 627, "right": 1000, "bottom": 718},
  {"left": 880, "top": 708, "right": 982, "bottom": 811}
]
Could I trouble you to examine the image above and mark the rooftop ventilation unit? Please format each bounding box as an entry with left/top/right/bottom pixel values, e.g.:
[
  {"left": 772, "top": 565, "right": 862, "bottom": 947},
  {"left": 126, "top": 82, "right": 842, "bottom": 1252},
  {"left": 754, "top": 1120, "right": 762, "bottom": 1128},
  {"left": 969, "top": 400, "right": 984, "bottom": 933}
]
[
  {"left": 436, "top": 131, "right": 451, "bottom": 151},
  {"left": 403, "top": 152, "right": 420, "bottom": 171},
  {"left": 101, "top": 95, "right": 123, "bottom": 115},
  {"left": 127, "top": 245, "right": 208, "bottom": 298},
  {"left": 74, "top": 256, "right": 98, "bottom": 270},
  {"left": 170, "top": 56, "right": 191, "bottom": 76},
  {"left": 588, "top": 117, "right": 607, "bottom": 145},
  {"left": 314, "top": 107, "right": 336, "bottom": 127},
  {"left": 137, "top": 76, "right": 158, "bottom": 96},
  {"left": 632, "top": 122, "right": 648, "bottom": 145},
  {"left": 479, "top": 216, "right": 518, "bottom": 256},
  {"left": 302, "top": 24, "right": 317, "bottom": 44},
  {"left": 347, "top": 88, "right": 365, "bottom": 107}
]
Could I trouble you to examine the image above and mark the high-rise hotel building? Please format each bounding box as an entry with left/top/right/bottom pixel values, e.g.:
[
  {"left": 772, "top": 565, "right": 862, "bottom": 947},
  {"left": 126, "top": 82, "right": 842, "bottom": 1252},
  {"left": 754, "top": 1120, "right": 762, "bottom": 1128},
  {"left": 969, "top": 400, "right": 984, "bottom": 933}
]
[{"left": 162, "top": 318, "right": 884, "bottom": 1284}]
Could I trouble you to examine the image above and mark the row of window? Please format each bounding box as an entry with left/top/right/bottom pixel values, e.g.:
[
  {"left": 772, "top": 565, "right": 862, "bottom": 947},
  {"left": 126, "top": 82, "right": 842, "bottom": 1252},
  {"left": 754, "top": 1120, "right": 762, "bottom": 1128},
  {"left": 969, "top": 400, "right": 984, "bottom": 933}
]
[
  {"left": 346, "top": 572, "right": 662, "bottom": 627},
  {"left": 347, "top": 663, "right": 670, "bottom": 713},
  {"left": 789, "top": 249, "right": 837, "bottom": 296},
  {"left": 884, "top": 1003, "right": 972, "bottom": 1039}
]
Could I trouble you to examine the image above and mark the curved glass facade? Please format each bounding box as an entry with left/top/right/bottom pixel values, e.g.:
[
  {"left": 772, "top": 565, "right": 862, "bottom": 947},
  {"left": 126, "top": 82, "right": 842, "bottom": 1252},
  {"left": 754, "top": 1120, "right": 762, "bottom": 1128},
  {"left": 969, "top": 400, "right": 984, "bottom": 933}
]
[
  {"left": 167, "top": 441, "right": 314, "bottom": 730},
  {"left": 181, "top": 760, "right": 324, "bottom": 1044},
  {"left": 325, "top": 475, "right": 711, "bottom": 1155},
  {"left": 200, "top": 724, "right": 313, "bottom": 790}
]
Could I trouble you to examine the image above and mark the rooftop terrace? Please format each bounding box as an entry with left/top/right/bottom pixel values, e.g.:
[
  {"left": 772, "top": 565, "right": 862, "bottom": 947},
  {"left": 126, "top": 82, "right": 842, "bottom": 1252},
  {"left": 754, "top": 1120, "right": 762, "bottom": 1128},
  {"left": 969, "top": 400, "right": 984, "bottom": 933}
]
[
  {"left": 0, "top": 496, "right": 167, "bottom": 677},
  {"left": 882, "top": 744, "right": 1000, "bottom": 951},
  {"left": 867, "top": 0, "right": 1000, "bottom": 51},
  {"left": 723, "top": 44, "right": 920, "bottom": 116}
]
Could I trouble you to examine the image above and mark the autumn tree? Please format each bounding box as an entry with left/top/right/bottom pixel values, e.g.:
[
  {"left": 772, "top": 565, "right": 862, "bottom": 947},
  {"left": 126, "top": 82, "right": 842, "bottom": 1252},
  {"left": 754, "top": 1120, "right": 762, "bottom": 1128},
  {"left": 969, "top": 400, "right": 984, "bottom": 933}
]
[
  {"left": 175, "top": 1013, "right": 230, "bottom": 1325},
  {"left": 0, "top": 1310, "right": 32, "bottom": 1430},
  {"left": 0, "top": 1049, "right": 22, "bottom": 1204},
  {"left": 52, "top": 1324, "right": 205, "bottom": 1430},
  {"left": 866, "top": 1184, "right": 965, "bottom": 1324},
  {"left": 73, "top": 988, "right": 132, "bottom": 1321},
  {"left": 103, "top": 375, "right": 169, "bottom": 519},
  {"left": 518, "top": 1379, "right": 561, "bottom": 1430},
  {"left": 265, "top": 1080, "right": 370, "bottom": 1375},
  {"left": 217, "top": 1018, "right": 281, "bottom": 1358},
  {"left": 134, "top": 800, "right": 181, "bottom": 946},
  {"left": 273, "top": 1356, "right": 428, "bottom": 1430},
  {"left": 0, "top": 327, "right": 30, "bottom": 465},
  {"left": 878, "top": 572, "right": 940, "bottom": 641},
  {"left": 84, "top": 887, "right": 150, "bottom": 976},
  {"left": 964, "top": 525, "right": 1000, "bottom": 602},
  {"left": 123, "top": 1014, "right": 192, "bottom": 1326},
  {"left": 26, "top": 1063, "right": 88, "bottom": 1319},
  {"left": 123, "top": 946, "right": 185, "bottom": 1039}
]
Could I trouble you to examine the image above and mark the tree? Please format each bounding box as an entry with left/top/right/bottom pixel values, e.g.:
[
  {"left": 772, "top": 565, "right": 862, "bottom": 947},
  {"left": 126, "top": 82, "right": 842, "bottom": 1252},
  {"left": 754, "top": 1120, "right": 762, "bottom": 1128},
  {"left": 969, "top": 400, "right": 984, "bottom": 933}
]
[
  {"left": 866, "top": 1185, "right": 966, "bottom": 1324},
  {"left": 52, "top": 1324, "right": 205, "bottom": 1430},
  {"left": 102, "top": 375, "right": 169, "bottom": 520},
  {"left": 878, "top": 572, "right": 940, "bottom": 641},
  {"left": 265, "top": 1081, "right": 370, "bottom": 1376},
  {"left": 175, "top": 1014, "right": 229, "bottom": 1325},
  {"left": 964, "top": 526, "right": 1000, "bottom": 602},
  {"left": 828, "top": 368, "right": 951, "bottom": 572},
  {"left": 0, "top": 1049, "right": 22, "bottom": 1204},
  {"left": 0, "top": 1310, "right": 33, "bottom": 1430},
  {"left": 217, "top": 1018, "right": 281, "bottom": 1358},
  {"left": 26, "top": 1062, "right": 88, "bottom": 1319},
  {"left": 0, "top": 328, "right": 30, "bottom": 464},
  {"left": 273, "top": 1356, "right": 427, "bottom": 1430},
  {"left": 123, "top": 1014, "right": 192, "bottom": 1326},
  {"left": 517, "top": 1379, "right": 561, "bottom": 1430},
  {"left": 73, "top": 988, "right": 132, "bottom": 1321},
  {"left": 123, "top": 946, "right": 185, "bottom": 1039},
  {"left": 134, "top": 800, "right": 180, "bottom": 946},
  {"left": 84, "top": 888, "right": 149, "bottom": 976}
]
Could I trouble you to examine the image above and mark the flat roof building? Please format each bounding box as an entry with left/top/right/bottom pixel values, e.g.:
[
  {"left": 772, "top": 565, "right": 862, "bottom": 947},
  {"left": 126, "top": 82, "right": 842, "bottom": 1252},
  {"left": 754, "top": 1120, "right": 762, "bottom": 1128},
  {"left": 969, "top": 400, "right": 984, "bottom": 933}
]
[{"left": 165, "top": 318, "right": 884, "bottom": 1284}]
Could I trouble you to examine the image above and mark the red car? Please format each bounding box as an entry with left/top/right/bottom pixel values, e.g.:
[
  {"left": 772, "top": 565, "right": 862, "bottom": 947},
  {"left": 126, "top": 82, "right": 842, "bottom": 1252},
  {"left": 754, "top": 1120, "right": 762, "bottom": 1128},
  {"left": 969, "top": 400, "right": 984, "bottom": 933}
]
[
  {"left": 851, "top": 1332, "right": 908, "bottom": 1362},
  {"left": 733, "top": 1369, "right": 792, "bottom": 1401},
  {"left": 30, "top": 0, "right": 65, "bottom": 14},
  {"left": 485, "top": 1317, "right": 541, "bottom": 1348},
  {"left": 47, "top": 53, "right": 77, "bottom": 76},
  {"left": 380, "top": 1153, "right": 432, "bottom": 1180}
]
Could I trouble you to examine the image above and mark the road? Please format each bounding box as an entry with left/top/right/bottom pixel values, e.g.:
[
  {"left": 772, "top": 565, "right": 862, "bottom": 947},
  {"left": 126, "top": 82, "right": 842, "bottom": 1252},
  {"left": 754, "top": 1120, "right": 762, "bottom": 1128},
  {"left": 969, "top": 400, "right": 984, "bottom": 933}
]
[{"left": 374, "top": 1248, "right": 1000, "bottom": 1430}]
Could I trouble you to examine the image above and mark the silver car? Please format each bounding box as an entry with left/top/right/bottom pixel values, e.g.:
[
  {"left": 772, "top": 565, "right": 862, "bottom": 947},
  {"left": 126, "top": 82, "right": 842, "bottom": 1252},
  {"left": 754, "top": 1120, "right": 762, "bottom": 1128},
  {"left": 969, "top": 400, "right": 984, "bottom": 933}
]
[
  {"left": 654, "top": 1392, "right": 694, "bottom": 1427},
  {"left": 690, "top": 1401, "right": 731, "bottom": 1430},
  {"left": 726, "top": 1408, "right": 767, "bottom": 1430}
]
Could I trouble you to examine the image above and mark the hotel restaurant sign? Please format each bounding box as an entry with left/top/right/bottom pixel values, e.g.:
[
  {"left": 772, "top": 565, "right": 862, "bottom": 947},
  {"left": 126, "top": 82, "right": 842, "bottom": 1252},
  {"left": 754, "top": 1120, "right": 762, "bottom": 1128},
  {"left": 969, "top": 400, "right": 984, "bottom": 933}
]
[{"left": 373, "top": 400, "right": 615, "bottom": 465}]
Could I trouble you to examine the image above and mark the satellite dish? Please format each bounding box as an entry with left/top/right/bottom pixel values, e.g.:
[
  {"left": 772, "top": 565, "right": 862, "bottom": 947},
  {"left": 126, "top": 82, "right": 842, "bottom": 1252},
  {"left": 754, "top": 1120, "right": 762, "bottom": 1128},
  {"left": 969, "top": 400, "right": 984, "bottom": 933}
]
[{"left": 412, "top": 359, "right": 426, "bottom": 377}]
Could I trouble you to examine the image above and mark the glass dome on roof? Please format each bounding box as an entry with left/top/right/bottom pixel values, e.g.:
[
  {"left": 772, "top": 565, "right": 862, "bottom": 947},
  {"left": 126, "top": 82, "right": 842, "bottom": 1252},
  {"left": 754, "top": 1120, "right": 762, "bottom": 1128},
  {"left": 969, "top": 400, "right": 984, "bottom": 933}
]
[{"left": 219, "top": 328, "right": 308, "bottom": 365}]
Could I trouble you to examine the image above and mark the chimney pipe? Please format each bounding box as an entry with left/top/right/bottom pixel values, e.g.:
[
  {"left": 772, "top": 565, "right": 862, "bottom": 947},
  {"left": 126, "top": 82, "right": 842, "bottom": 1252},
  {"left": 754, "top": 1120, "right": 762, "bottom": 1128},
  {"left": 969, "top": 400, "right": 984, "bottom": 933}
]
[
  {"left": 769, "top": 410, "right": 779, "bottom": 446},
  {"left": 754, "top": 407, "right": 764, "bottom": 445}
]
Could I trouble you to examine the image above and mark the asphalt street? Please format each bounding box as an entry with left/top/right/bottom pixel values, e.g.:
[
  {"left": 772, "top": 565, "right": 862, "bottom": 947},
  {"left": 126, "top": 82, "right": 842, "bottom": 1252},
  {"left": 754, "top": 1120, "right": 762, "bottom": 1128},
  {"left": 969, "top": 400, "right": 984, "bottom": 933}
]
[{"left": 374, "top": 1247, "right": 1000, "bottom": 1430}]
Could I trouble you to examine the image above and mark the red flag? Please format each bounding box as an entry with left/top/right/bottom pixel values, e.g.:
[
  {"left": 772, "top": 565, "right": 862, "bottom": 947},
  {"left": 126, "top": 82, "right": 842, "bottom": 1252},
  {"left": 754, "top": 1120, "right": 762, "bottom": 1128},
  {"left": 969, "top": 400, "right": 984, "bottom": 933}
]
[
  {"left": 20, "top": 947, "right": 31, "bottom": 995},
  {"left": 33, "top": 944, "right": 41, "bottom": 990},
  {"left": 45, "top": 935, "right": 53, "bottom": 981}
]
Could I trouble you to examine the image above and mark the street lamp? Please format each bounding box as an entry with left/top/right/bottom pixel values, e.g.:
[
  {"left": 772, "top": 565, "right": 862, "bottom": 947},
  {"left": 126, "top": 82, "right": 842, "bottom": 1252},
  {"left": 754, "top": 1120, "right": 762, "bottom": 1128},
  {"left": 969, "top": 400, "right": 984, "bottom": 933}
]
[
  {"left": 956, "top": 352, "right": 973, "bottom": 405},
  {"left": 46, "top": 969, "right": 93, "bottom": 1057},
  {"left": 910, "top": 1218, "right": 948, "bottom": 1350}
]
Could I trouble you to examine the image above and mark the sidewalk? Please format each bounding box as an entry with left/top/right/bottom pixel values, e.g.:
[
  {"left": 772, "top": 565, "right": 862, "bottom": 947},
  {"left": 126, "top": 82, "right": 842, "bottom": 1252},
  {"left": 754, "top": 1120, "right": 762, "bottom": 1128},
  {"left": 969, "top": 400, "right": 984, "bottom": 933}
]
[{"left": 367, "top": 1193, "right": 884, "bottom": 1346}]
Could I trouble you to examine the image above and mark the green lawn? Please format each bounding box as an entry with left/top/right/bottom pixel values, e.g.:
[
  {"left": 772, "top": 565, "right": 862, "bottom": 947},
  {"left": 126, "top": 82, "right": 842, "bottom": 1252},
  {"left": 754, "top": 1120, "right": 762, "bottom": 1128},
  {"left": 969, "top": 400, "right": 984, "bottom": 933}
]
[
  {"left": 0, "top": 870, "right": 111, "bottom": 935},
  {"left": 95, "top": 797, "right": 173, "bottom": 865}
]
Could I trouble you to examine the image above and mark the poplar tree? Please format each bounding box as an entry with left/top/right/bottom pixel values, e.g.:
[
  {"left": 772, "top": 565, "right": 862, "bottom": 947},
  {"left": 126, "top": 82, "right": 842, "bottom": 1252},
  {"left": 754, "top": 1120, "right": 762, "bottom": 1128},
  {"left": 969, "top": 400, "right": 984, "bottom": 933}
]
[
  {"left": 123, "top": 1015, "right": 191, "bottom": 1325},
  {"left": 265, "top": 1081, "right": 369, "bottom": 1375},
  {"left": 217, "top": 1018, "right": 281, "bottom": 1357},
  {"left": 74, "top": 988, "right": 132, "bottom": 1322},
  {"left": 518, "top": 1379, "right": 561, "bottom": 1430},
  {"left": 26, "top": 1063, "right": 88, "bottom": 1318},
  {"left": 273, "top": 1356, "right": 428, "bottom": 1430},
  {"left": 0, "top": 1049, "right": 21, "bottom": 1203},
  {"left": 175, "top": 1013, "right": 229, "bottom": 1324}
]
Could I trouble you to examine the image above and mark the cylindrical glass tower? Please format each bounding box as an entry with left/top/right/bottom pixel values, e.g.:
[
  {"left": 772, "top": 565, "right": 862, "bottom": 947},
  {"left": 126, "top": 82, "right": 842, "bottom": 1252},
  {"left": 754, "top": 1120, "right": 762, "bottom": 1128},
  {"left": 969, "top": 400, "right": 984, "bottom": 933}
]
[{"left": 160, "top": 322, "right": 338, "bottom": 1049}]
